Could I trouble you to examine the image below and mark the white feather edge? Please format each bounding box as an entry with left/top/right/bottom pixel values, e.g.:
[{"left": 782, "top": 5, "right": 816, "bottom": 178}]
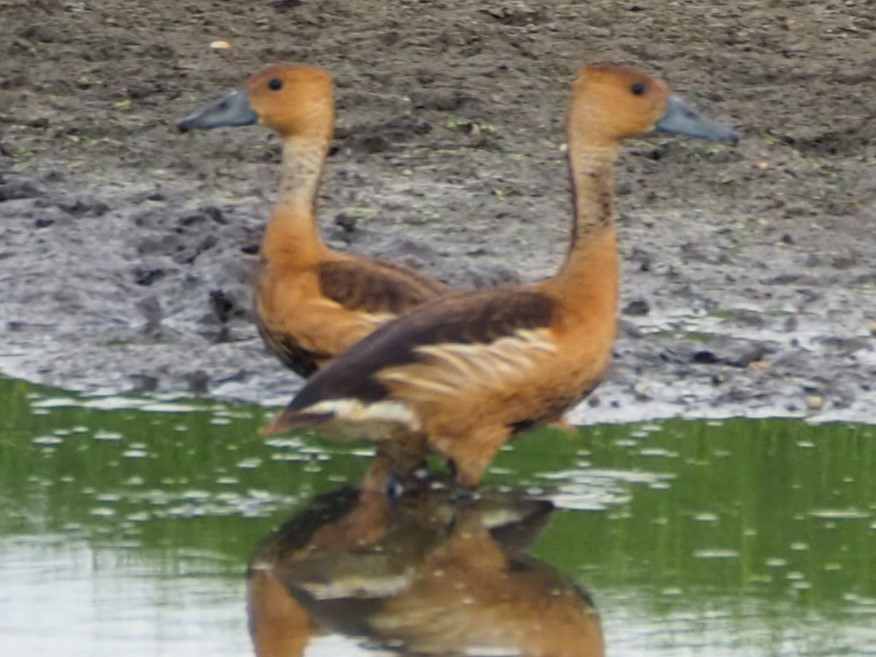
[{"left": 303, "top": 399, "right": 422, "bottom": 439}]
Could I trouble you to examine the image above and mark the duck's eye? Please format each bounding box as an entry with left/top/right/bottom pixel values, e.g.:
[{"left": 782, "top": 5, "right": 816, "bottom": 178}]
[
  {"left": 268, "top": 78, "right": 283, "bottom": 91},
  {"left": 630, "top": 82, "right": 647, "bottom": 96}
]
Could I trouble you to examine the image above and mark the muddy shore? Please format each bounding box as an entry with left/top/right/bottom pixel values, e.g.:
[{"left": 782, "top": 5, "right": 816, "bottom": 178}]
[{"left": 1, "top": 0, "right": 874, "bottom": 423}]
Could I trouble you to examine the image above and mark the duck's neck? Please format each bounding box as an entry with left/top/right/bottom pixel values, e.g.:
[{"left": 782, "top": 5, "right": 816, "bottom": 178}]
[
  {"left": 276, "top": 137, "right": 329, "bottom": 214},
  {"left": 262, "top": 136, "right": 331, "bottom": 267},
  {"left": 550, "top": 138, "right": 619, "bottom": 312}
]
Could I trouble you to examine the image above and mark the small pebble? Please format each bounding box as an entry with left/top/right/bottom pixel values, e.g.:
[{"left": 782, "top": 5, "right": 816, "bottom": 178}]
[
  {"left": 633, "top": 383, "right": 652, "bottom": 400},
  {"left": 805, "top": 395, "right": 824, "bottom": 411}
]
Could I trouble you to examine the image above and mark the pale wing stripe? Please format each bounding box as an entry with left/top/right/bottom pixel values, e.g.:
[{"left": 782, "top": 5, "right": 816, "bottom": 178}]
[
  {"left": 380, "top": 372, "right": 460, "bottom": 397},
  {"left": 417, "top": 346, "right": 483, "bottom": 379},
  {"left": 366, "top": 312, "right": 396, "bottom": 324},
  {"left": 487, "top": 354, "right": 518, "bottom": 377},
  {"left": 379, "top": 328, "right": 557, "bottom": 403},
  {"left": 417, "top": 330, "right": 554, "bottom": 376}
]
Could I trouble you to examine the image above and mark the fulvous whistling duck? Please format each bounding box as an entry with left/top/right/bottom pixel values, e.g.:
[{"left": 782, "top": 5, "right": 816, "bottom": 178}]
[
  {"left": 263, "top": 63, "right": 738, "bottom": 487},
  {"left": 178, "top": 64, "right": 448, "bottom": 377}
]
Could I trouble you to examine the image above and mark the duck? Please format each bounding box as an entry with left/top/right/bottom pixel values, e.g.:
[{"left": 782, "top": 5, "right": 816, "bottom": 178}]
[
  {"left": 263, "top": 63, "right": 738, "bottom": 487},
  {"left": 178, "top": 64, "right": 449, "bottom": 378}
]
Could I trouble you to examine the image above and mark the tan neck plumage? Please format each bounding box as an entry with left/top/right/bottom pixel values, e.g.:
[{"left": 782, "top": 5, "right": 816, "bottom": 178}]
[
  {"left": 547, "top": 129, "right": 619, "bottom": 320},
  {"left": 261, "top": 136, "right": 331, "bottom": 269}
]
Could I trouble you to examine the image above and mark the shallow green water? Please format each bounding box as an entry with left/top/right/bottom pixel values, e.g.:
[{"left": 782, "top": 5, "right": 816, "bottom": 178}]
[{"left": 0, "top": 375, "right": 874, "bottom": 656}]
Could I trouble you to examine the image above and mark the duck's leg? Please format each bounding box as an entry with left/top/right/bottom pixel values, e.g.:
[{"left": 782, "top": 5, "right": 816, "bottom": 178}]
[
  {"left": 360, "top": 455, "right": 395, "bottom": 494},
  {"left": 435, "top": 426, "right": 510, "bottom": 489},
  {"left": 360, "top": 436, "right": 429, "bottom": 496}
]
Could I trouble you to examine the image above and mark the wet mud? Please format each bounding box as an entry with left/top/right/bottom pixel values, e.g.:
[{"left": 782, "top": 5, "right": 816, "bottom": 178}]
[{"left": 1, "top": 0, "right": 874, "bottom": 422}]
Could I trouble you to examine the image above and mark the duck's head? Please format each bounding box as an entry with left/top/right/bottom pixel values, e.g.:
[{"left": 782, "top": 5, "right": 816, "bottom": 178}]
[
  {"left": 570, "top": 64, "right": 737, "bottom": 145},
  {"left": 178, "top": 64, "right": 333, "bottom": 138}
]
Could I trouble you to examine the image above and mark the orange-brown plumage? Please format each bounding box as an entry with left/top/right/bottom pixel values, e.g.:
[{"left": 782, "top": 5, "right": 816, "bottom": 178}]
[
  {"left": 179, "top": 64, "right": 448, "bottom": 377},
  {"left": 264, "top": 63, "right": 737, "bottom": 486}
]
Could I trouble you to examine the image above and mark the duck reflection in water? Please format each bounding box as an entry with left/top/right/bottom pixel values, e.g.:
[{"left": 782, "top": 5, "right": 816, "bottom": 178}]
[{"left": 247, "top": 480, "right": 604, "bottom": 657}]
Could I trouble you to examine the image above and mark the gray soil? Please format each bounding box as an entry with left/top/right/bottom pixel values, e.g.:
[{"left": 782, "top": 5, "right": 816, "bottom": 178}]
[{"left": 1, "top": 0, "right": 874, "bottom": 424}]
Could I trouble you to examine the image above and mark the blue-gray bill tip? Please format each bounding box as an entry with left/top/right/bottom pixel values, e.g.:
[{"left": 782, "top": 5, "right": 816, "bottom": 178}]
[
  {"left": 177, "top": 89, "right": 258, "bottom": 133},
  {"left": 656, "top": 95, "right": 738, "bottom": 144}
]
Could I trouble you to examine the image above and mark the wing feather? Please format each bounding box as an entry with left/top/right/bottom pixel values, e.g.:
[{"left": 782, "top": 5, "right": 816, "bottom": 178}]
[
  {"left": 318, "top": 258, "right": 448, "bottom": 316},
  {"left": 378, "top": 328, "right": 558, "bottom": 407},
  {"left": 280, "top": 288, "right": 556, "bottom": 417}
]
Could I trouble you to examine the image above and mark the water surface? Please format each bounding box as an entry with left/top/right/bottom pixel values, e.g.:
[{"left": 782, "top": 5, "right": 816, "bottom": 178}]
[{"left": 0, "top": 376, "right": 873, "bottom": 656}]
